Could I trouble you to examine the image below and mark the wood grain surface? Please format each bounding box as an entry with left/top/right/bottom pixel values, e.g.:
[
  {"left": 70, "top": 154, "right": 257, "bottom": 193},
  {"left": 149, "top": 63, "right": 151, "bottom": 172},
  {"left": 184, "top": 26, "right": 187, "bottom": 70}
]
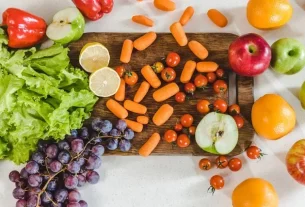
[{"left": 69, "top": 32, "right": 254, "bottom": 156}]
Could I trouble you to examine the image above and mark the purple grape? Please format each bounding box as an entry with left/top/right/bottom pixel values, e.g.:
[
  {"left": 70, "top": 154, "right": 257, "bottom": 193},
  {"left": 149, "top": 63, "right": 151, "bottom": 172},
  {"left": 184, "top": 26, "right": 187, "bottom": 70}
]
[
  {"left": 119, "top": 139, "right": 131, "bottom": 152},
  {"left": 92, "top": 145, "right": 105, "bottom": 157},
  {"left": 116, "top": 119, "right": 127, "bottom": 132},
  {"left": 46, "top": 144, "right": 59, "bottom": 158},
  {"left": 80, "top": 127, "right": 89, "bottom": 138},
  {"left": 9, "top": 170, "right": 20, "bottom": 183},
  {"left": 86, "top": 154, "right": 102, "bottom": 170},
  {"left": 37, "top": 140, "right": 50, "bottom": 152},
  {"left": 47, "top": 180, "right": 57, "bottom": 191},
  {"left": 58, "top": 150, "right": 71, "bottom": 164},
  {"left": 82, "top": 147, "right": 91, "bottom": 157},
  {"left": 86, "top": 171, "right": 100, "bottom": 184},
  {"left": 67, "top": 203, "right": 81, "bottom": 207},
  {"left": 58, "top": 140, "right": 70, "bottom": 151},
  {"left": 42, "top": 171, "right": 51, "bottom": 182},
  {"left": 54, "top": 188, "right": 68, "bottom": 203},
  {"left": 68, "top": 190, "right": 81, "bottom": 203},
  {"left": 77, "top": 175, "right": 86, "bottom": 187},
  {"left": 15, "top": 179, "right": 27, "bottom": 189},
  {"left": 31, "top": 152, "right": 44, "bottom": 165},
  {"left": 27, "top": 195, "right": 40, "bottom": 207},
  {"left": 51, "top": 202, "right": 63, "bottom": 207},
  {"left": 71, "top": 129, "right": 78, "bottom": 138},
  {"left": 12, "top": 187, "right": 25, "bottom": 199},
  {"left": 25, "top": 161, "right": 39, "bottom": 174},
  {"left": 67, "top": 161, "right": 81, "bottom": 174},
  {"left": 49, "top": 160, "right": 63, "bottom": 172},
  {"left": 106, "top": 139, "right": 118, "bottom": 150},
  {"left": 27, "top": 188, "right": 41, "bottom": 196},
  {"left": 71, "top": 139, "right": 84, "bottom": 153},
  {"left": 110, "top": 128, "right": 121, "bottom": 137},
  {"left": 65, "top": 175, "right": 78, "bottom": 189},
  {"left": 20, "top": 168, "right": 28, "bottom": 179},
  {"left": 16, "top": 199, "right": 27, "bottom": 207},
  {"left": 77, "top": 157, "right": 86, "bottom": 166},
  {"left": 28, "top": 174, "right": 42, "bottom": 187},
  {"left": 41, "top": 191, "right": 53, "bottom": 204},
  {"left": 79, "top": 200, "right": 88, "bottom": 207},
  {"left": 101, "top": 120, "right": 113, "bottom": 133},
  {"left": 124, "top": 128, "right": 135, "bottom": 140}
]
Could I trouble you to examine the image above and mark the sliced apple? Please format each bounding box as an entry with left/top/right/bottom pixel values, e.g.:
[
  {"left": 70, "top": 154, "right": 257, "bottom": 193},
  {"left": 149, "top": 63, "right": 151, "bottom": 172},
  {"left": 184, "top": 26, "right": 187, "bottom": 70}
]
[{"left": 195, "top": 112, "right": 238, "bottom": 155}]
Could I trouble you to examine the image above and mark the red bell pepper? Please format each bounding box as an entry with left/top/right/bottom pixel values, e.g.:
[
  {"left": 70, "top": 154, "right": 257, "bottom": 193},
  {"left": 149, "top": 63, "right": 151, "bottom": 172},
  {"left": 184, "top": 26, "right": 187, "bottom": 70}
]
[
  {"left": 2, "top": 8, "right": 47, "bottom": 49},
  {"left": 72, "top": 0, "right": 114, "bottom": 21}
]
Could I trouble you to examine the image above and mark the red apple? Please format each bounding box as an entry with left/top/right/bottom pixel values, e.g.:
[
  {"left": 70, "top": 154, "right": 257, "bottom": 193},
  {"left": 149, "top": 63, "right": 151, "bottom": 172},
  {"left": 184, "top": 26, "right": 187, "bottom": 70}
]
[
  {"left": 286, "top": 139, "right": 305, "bottom": 185},
  {"left": 228, "top": 33, "right": 271, "bottom": 77}
]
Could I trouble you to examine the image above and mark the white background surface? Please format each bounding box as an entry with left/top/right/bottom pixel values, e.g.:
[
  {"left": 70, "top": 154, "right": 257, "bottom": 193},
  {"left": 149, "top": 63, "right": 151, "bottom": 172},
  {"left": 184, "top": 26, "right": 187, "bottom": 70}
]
[{"left": 1, "top": 0, "right": 305, "bottom": 206}]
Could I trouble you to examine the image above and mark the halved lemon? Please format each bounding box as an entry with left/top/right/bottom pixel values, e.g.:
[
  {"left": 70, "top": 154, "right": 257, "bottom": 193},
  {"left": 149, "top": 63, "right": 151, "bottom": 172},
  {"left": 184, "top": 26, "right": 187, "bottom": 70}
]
[
  {"left": 89, "top": 67, "right": 120, "bottom": 97},
  {"left": 79, "top": 42, "right": 110, "bottom": 73}
]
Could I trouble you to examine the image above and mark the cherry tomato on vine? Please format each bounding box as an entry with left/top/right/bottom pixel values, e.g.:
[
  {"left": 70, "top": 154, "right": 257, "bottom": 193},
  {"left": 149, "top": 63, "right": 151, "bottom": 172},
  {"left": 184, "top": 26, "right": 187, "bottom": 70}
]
[
  {"left": 180, "top": 114, "right": 194, "bottom": 127},
  {"left": 161, "top": 67, "right": 176, "bottom": 82},
  {"left": 228, "top": 104, "right": 240, "bottom": 115},
  {"left": 124, "top": 71, "right": 138, "bottom": 86},
  {"left": 197, "top": 99, "right": 211, "bottom": 114},
  {"left": 189, "top": 126, "right": 196, "bottom": 135},
  {"left": 228, "top": 158, "right": 242, "bottom": 172},
  {"left": 199, "top": 158, "right": 212, "bottom": 170},
  {"left": 213, "top": 99, "right": 228, "bottom": 113},
  {"left": 215, "top": 156, "right": 228, "bottom": 169},
  {"left": 213, "top": 80, "right": 228, "bottom": 93},
  {"left": 152, "top": 61, "right": 164, "bottom": 73},
  {"left": 194, "top": 74, "right": 208, "bottom": 88},
  {"left": 233, "top": 115, "right": 244, "bottom": 129},
  {"left": 115, "top": 65, "right": 126, "bottom": 77},
  {"left": 247, "top": 146, "right": 266, "bottom": 160},
  {"left": 206, "top": 72, "right": 217, "bottom": 83},
  {"left": 177, "top": 134, "right": 190, "bottom": 148},
  {"left": 166, "top": 52, "right": 180, "bottom": 67},
  {"left": 215, "top": 68, "right": 225, "bottom": 78},
  {"left": 163, "top": 130, "right": 178, "bottom": 143},
  {"left": 208, "top": 175, "right": 225, "bottom": 194},
  {"left": 174, "top": 123, "right": 183, "bottom": 132},
  {"left": 184, "top": 82, "right": 196, "bottom": 94}
]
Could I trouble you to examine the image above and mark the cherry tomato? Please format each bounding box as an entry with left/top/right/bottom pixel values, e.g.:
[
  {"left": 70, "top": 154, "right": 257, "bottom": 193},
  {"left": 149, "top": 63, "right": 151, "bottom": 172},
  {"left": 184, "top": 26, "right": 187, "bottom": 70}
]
[
  {"left": 194, "top": 74, "right": 208, "bottom": 88},
  {"left": 180, "top": 114, "right": 194, "bottom": 127},
  {"left": 228, "top": 104, "right": 240, "bottom": 115},
  {"left": 124, "top": 71, "right": 138, "bottom": 86},
  {"left": 213, "top": 80, "right": 228, "bottom": 93},
  {"left": 199, "top": 158, "right": 212, "bottom": 170},
  {"left": 115, "top": 65, "right": 125, "bottom": 77},
  {"left": 152, "top": 61, "right": 164, "bottom": 73},
  {"left": 161, "top": 67, "right": 176, "bottom": 82},
  {"left": 197, "top": 100, "right": 211, "bottom": 114},
  {"left": 166, "top": 52, "right": 180, "bottom": 67},
  {"left": 175, "top": 92, "right": 186, "bottom": 103},
  {"left": 163, "top": 130, "right": 178, "bottom": 143},
  {"left": 228, "top": 158, "right": 242, "bottom": 172},
  {"left": 215, "top": 68, "right": 225, "bottom": 78},
  {"left": 189, "top": 126, "right": 196, "bottom": 135},
  {"left": 213, "top": 99, "right": 228, "bottom": 113},
  {"left": 206, "top": 72, "right": 217, "bottom": 83},
  {"left": 247, "top": 146, "right": 265, "bottom": 160},
  {"left": 174, "top": 123, "right": 183, "bottom": 132},
  {"left": 233, "top": 115, "right": 244, "bottom": 129},
  {"left": 184, "top": 82, "right": 196, "bottom": 94},
  {"left": 177, "top": 134, "right": 190, "bottom": 148},
  {"left": 209, "top": 175, "right": 225, "bottom": 194},
  {"left": 215, "top": 156, "right": 228, "bottom": 169}
]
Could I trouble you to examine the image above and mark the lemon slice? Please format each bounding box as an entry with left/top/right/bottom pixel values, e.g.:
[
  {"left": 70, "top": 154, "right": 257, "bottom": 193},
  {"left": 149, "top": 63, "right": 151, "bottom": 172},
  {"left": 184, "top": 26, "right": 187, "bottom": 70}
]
[
  {"left": 79, "top": 42, "right": 110, "bottom": 73},
  {"left": 89, "top": 67, "right": 120, "bottom": 97}
]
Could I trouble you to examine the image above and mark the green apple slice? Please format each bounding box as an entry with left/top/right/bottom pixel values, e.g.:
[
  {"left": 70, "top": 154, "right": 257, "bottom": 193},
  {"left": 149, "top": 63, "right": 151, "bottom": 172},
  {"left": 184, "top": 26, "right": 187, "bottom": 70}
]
[
  {"left": 195, "top": 112, "right": 238, "bottom": 155},
  {"left": 46, "top": 7, "right": 85, "bottom": 44}
]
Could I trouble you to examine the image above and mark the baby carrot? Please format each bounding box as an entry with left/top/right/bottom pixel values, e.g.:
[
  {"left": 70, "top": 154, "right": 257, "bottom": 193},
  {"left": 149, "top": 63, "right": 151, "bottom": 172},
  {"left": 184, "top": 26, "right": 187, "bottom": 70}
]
[
  {"left": 179, "top": 6, "right": 194, "bottom": 26},
  {"left": 134, "top": 81, "right": 150, "bottom": 103},
  {"left": 114, "top": 79, "right": 125, "bottom": 101},
  {"left": 154, "top": 0, "right": 176, "bottom": 11},
  {"left": 133, "top": 31, "right": 157, "bottom": 51},
  {"left": 124, "top": 100, "right": 147, "bottom": 114},
  {"left": 132, "top": 15, "right": 154, "bottom": 27},
  {"left": 153, "top": 82, "right": 179, "bottom": 102},
  {"left": 170, "top": 22, "right": 188, "bottom": 46},
  {"left": 106, "top": 99, "right": 128, "bottom": 119},
  {"left": 153, "top": 104, "right": 174, "bottom": 126},
  {"left": 180, "top": 60, "right": 196, "bottom": 83},
  {"left": 196, "top": 61, "right": 219, "bottom": 72},
  {"left": 120, "top": 39, "right": 133, "bottom": 63},
  {"left": 207, "top": 9, "right": 228, "bottom": 28},
  {"left": 141, "top": 65, "right": 161, "bottom": 88},
  {"left": 188, "top": 40, "right": 209, "bottom": 60},
  {"left": 137, "top": 116, "right": 149, "bottom": 124},
  {"left": 124, "top": 119, "right": 143, "bottom": 133},
  {"left": 139, "top": 133, "right": 161, "bottom": 157}
]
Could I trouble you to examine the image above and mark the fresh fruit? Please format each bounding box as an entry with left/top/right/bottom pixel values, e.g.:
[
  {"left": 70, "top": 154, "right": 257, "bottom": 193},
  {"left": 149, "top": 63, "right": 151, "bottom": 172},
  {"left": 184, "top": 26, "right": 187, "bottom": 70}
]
[
  {"left": 197, "top": 100, "right": 211, "bottom": 114},
  {"left": 199, "top": 158, "right": 212, "bottom": 170},
  {"left": 180, "top": 114, "right": 194, "bottom": 127},
  {"left": 252, "top": 94, "right": 296, "bottom": 140},
  {"left": 164, "top": 130, "right": 178, "bottom": 143},
  {"left": 246, "top": 146, "right": 265, "bottom": 160},
  {"left": 286, "top": 139, "right": 305, "bottom": 185},
  {"left": 228, "top": 158, "right": 242, "bottom": 172},
  {"left": 124, "top": 71, "right": 138, "bottom": 86},
  {"left": 161, "top": 67, "right": 176, "bottom": 82},
  {"left": 195, "top": 112, "right": 238, "bottom": 154},
  {"left": 194, "top": 74, "right": 208, "bottom": 88},
  {"left": 233, "top": 115, "right": 244, "bottom": 129},
  {"left": 215, "top": 156, "right": 228, "bottom": 169},
  {"left": 174, "top": 123, "right": 183, "bottom": 132},
  {"left": 208, "top": 175, "right": 225, "bottom": 194},
  {"left": 213, "top": 99, "right": 228, "bottom": 113},
  {"left": 247, "top": 0, "right": 293, "bottom": 29},
  {"left": 152, "top": 61, "right": 164, "bottom": 73},
  {"left": 177, "top": 134, "right": 191, "bottom": 148},
  {"left": 89, "top": 67, "right": 120, "bottom": 97},
  {"left": 184, "top": 82, "right": 196, "bottom": 94},
  {"left": 189, "top": 126, "right": 196, "bottom": 135},
  {"left": 206, "top": 72, "right": 216, "bottom": 83},
  {"left": 271, "top": 38, "right": 305, "bottom": 75},
  {"left": 166, "top": 52, "right": 180, "bottom": 67},
  {"left": 228, "top": 104, "right": 240, "bottom": 115},
  {"left": 300, "top": 81, "right": 305, "bottom": 109},
  {"left": 215, "top": 68, "right": 225, "bottom": 78},
  {"left": 213, "top": 80, "right": 228, "bottom": 93},
  {"left": 232, "top": 178, "right": 279, "bottom": 207},
  {"left": 228, "top": 33, "right": 271, "bottom": 77},
  {"left": 115, "top": 65, "right": 126, "bottom": 77},
  {"left": 175, "top": 92, "right": 186, "bottom": 103},
  {"left": 46, "top": 8, "right": 85, "bottom": 44},
  {"left": 79, "top": 42, "right": 110, "bottom": 73}
]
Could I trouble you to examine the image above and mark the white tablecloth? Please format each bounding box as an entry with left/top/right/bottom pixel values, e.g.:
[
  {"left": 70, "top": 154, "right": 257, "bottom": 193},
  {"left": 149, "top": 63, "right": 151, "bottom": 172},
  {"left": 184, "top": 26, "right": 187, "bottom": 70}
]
[{"left": 1, "top": 0, "right": 305, "bottom": 206}]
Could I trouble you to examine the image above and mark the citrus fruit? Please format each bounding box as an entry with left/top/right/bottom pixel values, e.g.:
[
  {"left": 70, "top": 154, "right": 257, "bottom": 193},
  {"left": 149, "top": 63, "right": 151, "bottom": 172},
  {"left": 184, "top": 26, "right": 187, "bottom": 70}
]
[
  {"left": 232, "top": 178, "right": 279, "bottom": 207},
  {"left": 247, "top": 0, "right": 293, "bottom": 29},
  {"left": 79, "top": 42, "right": 110, "bottom": 73},
  {"left": 89, "top": 67, "right": 120, "bottom": 97},
  {"left": 251, "top": 94, "right": 295, "bottom": 140}
]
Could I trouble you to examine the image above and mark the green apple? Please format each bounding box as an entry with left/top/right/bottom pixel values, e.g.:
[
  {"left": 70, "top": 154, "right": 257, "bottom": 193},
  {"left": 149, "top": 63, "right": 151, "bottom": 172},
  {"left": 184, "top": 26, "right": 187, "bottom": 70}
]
[
  {"left": 271, "top": 38, "right": 305, "bottom": 75},
  {"left": 299, "top": 81, "right": 305, "bottom": 109},
  {"left": 195, "top": 112, "right": 238, "bottom": 155},
  {"left": 46, "top": 7, "right": 85, "bottom": 44}
]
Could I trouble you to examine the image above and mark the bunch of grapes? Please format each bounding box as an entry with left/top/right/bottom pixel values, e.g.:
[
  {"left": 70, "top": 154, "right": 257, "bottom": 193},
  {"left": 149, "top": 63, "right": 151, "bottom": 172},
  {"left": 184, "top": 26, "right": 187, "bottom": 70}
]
[{"left": 9, "top": 118, "right": 134, "bottom": 207}]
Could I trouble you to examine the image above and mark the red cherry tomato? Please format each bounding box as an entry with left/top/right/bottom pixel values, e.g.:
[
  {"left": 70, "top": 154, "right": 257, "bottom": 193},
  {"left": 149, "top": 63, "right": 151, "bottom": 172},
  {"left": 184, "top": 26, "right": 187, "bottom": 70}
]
[
  {"left": 166, "top": 52, "right": 180, "bottom": 67},
  {"left": 184, "top": 82, "right": 196, "bottom": 94},
  {"left": 228, "top": 104, "right": 240, "bottom": 115},
  {"left": 175, "top": 92, "right": 186, "bottom": 103},
  {"left": 215, "top": 156, "right": 228, "bottom": 169},
  {"left": 247, "top": 146, "right": 265, "bottom": 160},
  {"left": 213, "top": 80, "right": 228, "bottom": 93},
  {"left": 163, "top": 130, "right": 178, "bottom": 143},
  {"left": 199, "top": 158, "right": 212, "bottom": 170},
  {"left": 124, "top": 71, "right": 138, "bottom": 86},
  {"left": 161, "top": 67, "right": 176, "bottom": 82},
  {"left": 177, "top": 134, "right": 190, "bottom": 148},
  {"left": 228, "top": 158, "right": 242, "bottom": 172},
  {"left": 233, "top": 115, "right": 244, "bottom": 129},
  {"left": 213, "top": 99, "right": 228, "bottom": 113},
  {"left": 209, "top": 175, "right": 225, "bottom": 194},
  {"left": 194, "top": 74, "right": 208, "bottom": 88},
  {"left": 197, "top": 100, "right": 211, "bottom": 114},
  {"left": 215, "top": 68, "right": 225, "bottom": 78},
  {"left": 174, "top": 123, "right": 183, "bottom": 132},
  {"left": 189, "top": 126, "right": 196, "bottom": 135},
  {"left": 180, "top": 114, "right": 194, "bottom": 127},
  {"left": 206, "top": 72, "right": 217, "bottom": 83},
  {"left": 115, "top": 65, "right": 125, "bottom": 77}
]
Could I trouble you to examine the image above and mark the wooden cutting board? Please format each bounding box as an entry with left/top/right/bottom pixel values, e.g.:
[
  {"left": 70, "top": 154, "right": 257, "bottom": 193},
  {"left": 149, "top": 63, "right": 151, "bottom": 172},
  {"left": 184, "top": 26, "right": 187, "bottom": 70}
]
[{"left": 69, "top": 32, "right": 254, "bottom": 156}]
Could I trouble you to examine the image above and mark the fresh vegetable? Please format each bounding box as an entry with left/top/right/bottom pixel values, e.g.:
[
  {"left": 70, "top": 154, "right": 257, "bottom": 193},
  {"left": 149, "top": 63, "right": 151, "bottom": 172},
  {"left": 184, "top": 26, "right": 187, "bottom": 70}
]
[
  {"left": 133, "top": 31, "right": 157, "bottom": 51},
  {"left": 120, "top": 39, "right": 133, "bottom": 63},
  {"left": 153, "top": 104, "right": 174, "bottom": 126},
  {"left": 206, "top": 72, "right": 217, "bottom": 83},
  {"left": 153, "top": 83, "right": 179, "bottom": 102},
  {"left": 175, "top": 92, "right": 186, "bottom": 103},
  {"left": 209, "top": 175, "right": 225, "bottom": 194},
  {"left": 194, "top": 74, "right": 208, "bottom": 88},
  {"left": 228, "top": 158, "right": 242, "bottom": 172},
  {"left": 246, "top": 146, "right": 265, "bottom": 160},
  {"left": 174, "top": 123, "right": 183, "bottom": 132},
  {"left": 141, "top": 65, "right": 161, "bottom": 88},
  {"left": 215, "top": 156, "right": 228, "bottom": 169},
  {"left": 177, "top": 134, "right": 190, "bottom": 148},
  {"left": 188, "top": 40, "right": 209, "bottom": 60},
  {"left": 213, "top": 99, "right": 228, "bottom": 113},
  {"left": 166, "top": 52, "right": 181, "bottom": 67},
  {"left": 180, "top": 114, "right": 193, "bottom": 127},
  {"left": 233, "top": 115, "right": 244, "bottom": 129},
  {"left": 137, "top": 116, "right": 149, "bottom": 125},
  {"left": 139, "top": 133, "right": 161, "bottom": 157},
  {"left": 152, "top": 61, "right": 164, "bottom": 73},
  {"left": 207, "top": 9, "right": 228, "bottom": 28},
  {"left": 154, "top": 0, "right": 176, "bottom": 11},
  {"left": 180, "top": 60, "right": 196, "bottom": 83},
  {"left": 123, "top": 100, "right": 147, "bottom": 114},
  {"left": 132, "top": 15, "right": 154, "bottom": 27},
  {"left": 189, "top": 126, "right": 196, "bottom": 135},
  {"left": 114, "top": 79, "right": 125, "bottom": 101},
  {"left": 197, "top": 100, "right": 211, "bottom": 114},
  {"left": 163, "top": 130, "right": 178, "bottom": 143},
  {"left": 196, "top": 61, "right": 218, "bottom": 72},
  {"left": 228, "top": 104, "right": 240, "bottom": 115},
  {"left": 124, "top": 119, "right": 143, "bottom": 133},
  {"left": 170, "top": 22, "right": 188, "bottom": 46},
  {"left": 199, "top": 158, "right": 212, "bottom": 170},
  {"left": 106, "top": 99, "right": 128, "bottom": 119},
  {"left": 2, "top": 8, "right": 47, "bottom": 48},
  {"left": 161, "top": 67, "right": 176, "bottom": 82},
  {"left": 124, "top": 71, "right": 138, "bottom": 86},
  {"left": 134, "top": 81, "right": 150, "bottom": 103},
  {"left": 72, "top": 0, "right": 114, "bottom": 20},
  {"left": 184, "top": 82, "right": 196, "bottom": 94},
  {"left": 46, "top": 8, "right": 85, "bottom": 44},
  {"left": 179, "top": 6, "right": 194, "bottom": 26},
  {"left": 215, "top": 68, "right": 225, "bottom": 78},
  {"left": 213, "top": 80, "right": 228, "bottom": 93},
  {"left": 115, "top": 65, "right": 126, "bottom": 77}
]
